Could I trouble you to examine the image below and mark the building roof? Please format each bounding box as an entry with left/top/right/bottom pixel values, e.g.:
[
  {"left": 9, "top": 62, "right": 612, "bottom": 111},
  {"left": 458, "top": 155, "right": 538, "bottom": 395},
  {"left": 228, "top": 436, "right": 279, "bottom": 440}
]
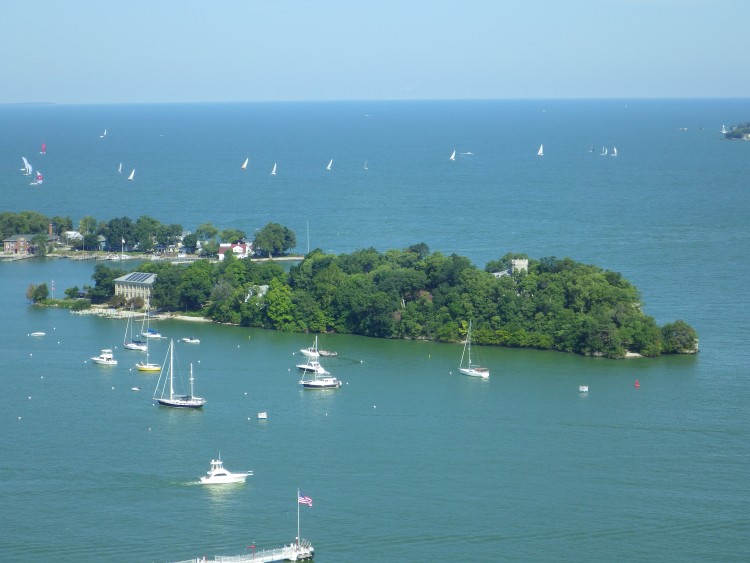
[{"left": 114, "top": 272, "right": 157, "bottom": 286}]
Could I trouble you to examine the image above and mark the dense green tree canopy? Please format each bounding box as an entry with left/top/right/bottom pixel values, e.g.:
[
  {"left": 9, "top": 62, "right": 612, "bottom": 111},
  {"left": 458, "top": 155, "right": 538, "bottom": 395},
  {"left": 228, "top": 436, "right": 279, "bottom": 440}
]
[{"left": 81, "top": 243, "right": 697, "bottom": 359}]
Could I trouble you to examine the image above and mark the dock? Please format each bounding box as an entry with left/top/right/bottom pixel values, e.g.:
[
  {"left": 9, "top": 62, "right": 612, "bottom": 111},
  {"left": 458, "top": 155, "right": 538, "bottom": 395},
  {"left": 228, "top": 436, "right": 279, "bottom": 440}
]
[{"left": 173, "top": 540, "right": 314, "bottom": 563}]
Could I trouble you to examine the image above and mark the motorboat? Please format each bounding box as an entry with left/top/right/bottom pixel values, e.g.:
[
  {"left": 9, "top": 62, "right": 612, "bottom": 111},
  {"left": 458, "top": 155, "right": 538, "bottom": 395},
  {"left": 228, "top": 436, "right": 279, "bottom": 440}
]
[
  {"left": 91, "top": 349, "right": 117, "bottom": 366},
  {"left": 200, "top": 457, "right": 252, "bottom": 484},
  {"left": 299, "top": 373, "right": 342, "bottom": 389},
  {"left": 296, "top": 359, "right": 329, "bottom": 375},
  {"left": 180, "top": 337, "right": 200, "bottom": 344}
]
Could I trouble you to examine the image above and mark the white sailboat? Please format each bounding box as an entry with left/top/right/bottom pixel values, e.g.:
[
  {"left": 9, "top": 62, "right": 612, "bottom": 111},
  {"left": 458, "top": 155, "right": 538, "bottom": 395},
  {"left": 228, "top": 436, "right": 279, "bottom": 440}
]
[
  {"left": 721, "top": 124, "right": 728, "bottom": 135},
  {"left": 123, "top": 311, "right": 147, "bottom": 351},
  {"left": 241, "top": 157, "right": 249, "bottom": 170},
  {"left": 271, "top": 162, "right": 277, "bottom": 175},
  {"left": 611, "top": 146, "right": 618, "bottom": 157},
  {"left": 459, "top": 321, "right": 489, "bottom": 378},
  {"left": 363, "top": 160, "right": 368, "bottom": 170},
  {"left": 100, "top": 129, "right": 107, "bottom": 138},
  {"left": 127, "top": 169, "right": 135, "bottom": 181},
  {"left": 537, "top": 144, "right": 544, "bottom": 157},
  {"left": 118, "top": 162, "right": 123, "bottom": 174},
  {"left": 30, "top": 171, "right": 43, "bottom": 186},
  {"left": 20, "top": 157, "right": 32, "bottom": 175},
  {"left": 449, "top": 150, "right": 456, "bottom": 161},
  {"left": 326, "top": 159, "right": 333, "bottom": 171},
  {"left": 300, "top": 336, "right": 320, "bottom": 359},
  {"left": 153, "top": 339, "right": 206, "bottom": 408},
  {"left": 600, "top": 146, "right": 608, "bottom": 156}
]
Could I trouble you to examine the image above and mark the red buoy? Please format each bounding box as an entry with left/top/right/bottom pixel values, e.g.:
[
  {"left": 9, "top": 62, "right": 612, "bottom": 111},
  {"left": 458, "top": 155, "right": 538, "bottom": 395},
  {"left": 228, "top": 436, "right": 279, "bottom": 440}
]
[{"left": 634, "top": 378, "right": 640, "bottom": 388}]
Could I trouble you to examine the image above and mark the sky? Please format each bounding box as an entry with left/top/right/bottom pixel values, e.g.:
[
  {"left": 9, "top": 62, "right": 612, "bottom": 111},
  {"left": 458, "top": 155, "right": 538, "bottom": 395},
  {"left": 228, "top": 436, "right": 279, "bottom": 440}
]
[{"left": 2, "top": 0, "right": 748, "bottom": 104}]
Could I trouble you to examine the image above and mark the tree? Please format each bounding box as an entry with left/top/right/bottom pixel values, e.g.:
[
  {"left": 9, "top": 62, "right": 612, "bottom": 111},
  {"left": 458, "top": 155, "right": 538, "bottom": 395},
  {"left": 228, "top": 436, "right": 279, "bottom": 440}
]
[
  {"left": 220, "top": 228, "right": 246, "bottom": 243},
  {"left": 89, "top": 264, "right": 126, "bottom": 304},
  {"left": 195, "top": 223, "right": 218, "bottom": 241},
  {"left": 29, "top": 233, "right": 49, "bottom": 256},
  {"left": 253, "top": 223, "right": 296, "bottom": 257},
  {"left": 64, "top": 286, "right": 80, "bottom": 299},
  {"left": 182, "top": 232, "right": 199, "bottom": 253},
  {"left": 78, "top": 215, "right": 97, "bottom": 236},
  {"left": 661, "top": 320, "right": 698, "bottom": 354},
  {"left": 32, "top": 283, "right": 49, "bottom": 302}
]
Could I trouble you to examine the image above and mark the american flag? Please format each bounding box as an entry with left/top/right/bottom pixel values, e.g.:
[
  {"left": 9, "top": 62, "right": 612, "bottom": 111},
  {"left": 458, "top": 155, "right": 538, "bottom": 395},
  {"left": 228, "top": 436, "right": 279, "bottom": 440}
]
[{"left": 298, "top": 492, "right": 313, "bottom": 507}]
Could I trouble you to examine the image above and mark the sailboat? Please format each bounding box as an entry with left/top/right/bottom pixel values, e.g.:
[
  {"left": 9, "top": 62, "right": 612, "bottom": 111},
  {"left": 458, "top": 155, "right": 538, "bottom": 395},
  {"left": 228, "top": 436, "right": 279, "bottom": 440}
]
[
  {"left": 40, "top": 143, "right": 46, "bottom": 155},
  {"left": 30, "top": 171, "right": 43, "bottom": 186},
  {"left": 136, "top": 335, "right": 161, "bottom": 372},
  {"left": 363, "top": 160, "right": 368, "bottom": 170},
  {"left": 459, "top": 321, "right": 490, "bottom": 378},
  {"left": 141, "top": 310, "right": 162, "bottom": 339},
  {"left": 153, "top": 339, "right": 206, "bottom": 408},
  {"left": 127, "top": 169, "right": 135, "bottom": 181},
  {"left": 449, "top": 150, "right": 456, "bottom": 161},
  {"left": 20, "top": 157, "right": 32, "bottom": 175},
  {"left": 326, "top": 159, "right": 333, "bottom": 171},
  {"left": 300, "top": 336, "right": 320, "bottom": 359},
  {"left": 271, "top": 162, "right": 277, "bottom": 175},
  {"left": 118, "top": 162, "right": 123, "bottom": 174},
  {"left": 123, "top": 311, "right": 148, "bottom": 351},
  {"left": 721, "top": 124, "right": 728, "bottom": 135},
  {"left": 600, "top": 146, "right": 608, "bottom": 156},
  {"left": 611, "top": 146, "right": 618, "bottom": 157},
  {"left": 537, "top": 144, "right": 544, "bottom": 157},
  {"left": 100, "top": 129, "right": 107, "bottom": 138},
  {"left": 241, "top": 157, "right": 249, "bottom": 170}
]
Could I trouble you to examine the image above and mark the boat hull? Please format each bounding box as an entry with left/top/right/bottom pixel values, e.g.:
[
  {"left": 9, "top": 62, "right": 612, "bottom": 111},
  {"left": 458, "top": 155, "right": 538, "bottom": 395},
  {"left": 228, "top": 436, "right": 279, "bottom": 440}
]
[
  {"left": 124, "top": 341, "right": 148, "bottom": 351},
  {"left": 459, "top": 367, "right": 489, "bottom": 378},
  {"left": 136, "top": 363, "right": 161, "bottom": 372},
  {"left": 300, "top": 378, "right": 341, "bottom": 389},
  {"left": 156, "top": 397, "right": 206, "bottom": 408},
  {"left": 200, "top": 474, "right": 250, "bottom": 485}
]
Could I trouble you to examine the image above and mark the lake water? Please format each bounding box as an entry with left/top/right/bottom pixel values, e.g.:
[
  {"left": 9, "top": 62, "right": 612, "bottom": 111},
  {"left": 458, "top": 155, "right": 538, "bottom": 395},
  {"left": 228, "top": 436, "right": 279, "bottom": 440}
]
[{"left": 1, "top": 99, "right": 749, "bottom": 562}]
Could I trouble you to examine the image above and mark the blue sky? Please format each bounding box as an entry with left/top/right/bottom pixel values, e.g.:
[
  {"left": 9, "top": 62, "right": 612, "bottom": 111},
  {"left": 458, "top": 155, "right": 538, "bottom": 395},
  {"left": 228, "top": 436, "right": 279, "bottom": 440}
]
[{"left": 3, "top": 0, "right": 748, "bottom": 104}]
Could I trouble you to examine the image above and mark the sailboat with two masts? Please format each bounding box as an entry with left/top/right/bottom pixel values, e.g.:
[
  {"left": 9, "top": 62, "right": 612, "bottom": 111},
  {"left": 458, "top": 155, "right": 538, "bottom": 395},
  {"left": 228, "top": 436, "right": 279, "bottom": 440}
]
[
  {"left": 153, "top": 339, "right": 206, "bottom": 408},
  {"left": 459, "top": 321, "right": 490, "bottom": 378}
]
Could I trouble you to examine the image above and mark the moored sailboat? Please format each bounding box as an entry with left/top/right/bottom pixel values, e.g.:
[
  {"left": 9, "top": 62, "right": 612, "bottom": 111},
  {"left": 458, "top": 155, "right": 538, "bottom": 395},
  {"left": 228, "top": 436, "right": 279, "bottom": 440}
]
[
  {"left": 153, "top": 339, "right": 206, "bottom": 408},
  {"left": 127, "top": 168, "right": 135, "bottom": 181},
  {"left": 459, "top": 321, "right": 489, "bottom": 378},
  {"left": 271, "top": 162, "right": 277, "bottom": 175}
]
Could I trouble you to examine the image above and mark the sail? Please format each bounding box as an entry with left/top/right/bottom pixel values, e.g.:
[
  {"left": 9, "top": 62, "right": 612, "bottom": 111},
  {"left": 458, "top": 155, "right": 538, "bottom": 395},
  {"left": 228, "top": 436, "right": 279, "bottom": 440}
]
[
  {"left": 118, "top": 162, "right": 122, "bottom": 174},
  {"left": 128, "top": 169, "right": 135, "bottom": 181},
  {"left": 35, "top": 171, "right": 43, "bottom": 184},
  {"left": 537, "top": 144, "right": 544, "bottom": 157},
  {"left": 449, "top": 150, "right": 456, "bottom": 161},
  {"left": 271, "top": 163, "right": 277, "bottom": 175},
  {"left": 241, "top": 157, "right": 248, "bottom": 170},
  {"left": 21, "top": 157, "right": 31, "bottom": 174},
  {"left": 40, "top": 143, "right": 46, "bottom": 155},
  {"left": 326, "top": 159, "right": 333, "bottom": 170}
]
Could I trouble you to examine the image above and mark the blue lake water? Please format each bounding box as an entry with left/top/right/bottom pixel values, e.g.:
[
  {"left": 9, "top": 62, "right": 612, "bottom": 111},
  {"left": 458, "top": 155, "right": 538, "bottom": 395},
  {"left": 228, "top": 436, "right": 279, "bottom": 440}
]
[{"left": 1, "top": 99, "right": 749, "bottom": 561}]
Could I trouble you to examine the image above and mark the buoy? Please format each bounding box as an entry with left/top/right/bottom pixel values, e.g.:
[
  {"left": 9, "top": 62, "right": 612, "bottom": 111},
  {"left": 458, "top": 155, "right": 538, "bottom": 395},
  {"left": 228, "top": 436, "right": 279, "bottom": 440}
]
[{"left": 634, "top": 379, "right": 640, "bottom": 388}]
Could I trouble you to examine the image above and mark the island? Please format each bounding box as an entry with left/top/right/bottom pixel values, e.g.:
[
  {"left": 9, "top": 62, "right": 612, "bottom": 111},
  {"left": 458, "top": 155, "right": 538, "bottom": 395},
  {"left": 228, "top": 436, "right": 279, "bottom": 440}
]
[
  {"left": 723, "top": 122, "right": 750, "bottom": 140},
  {"left": 7, "top": 210, "right": 697, "bottom": 359}
]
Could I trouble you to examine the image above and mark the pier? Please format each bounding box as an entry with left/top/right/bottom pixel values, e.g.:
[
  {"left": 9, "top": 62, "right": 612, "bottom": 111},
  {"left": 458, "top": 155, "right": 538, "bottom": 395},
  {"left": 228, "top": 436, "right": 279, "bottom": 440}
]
[{"left": 173, "top": 540, "right": 314, "bottom": 563}]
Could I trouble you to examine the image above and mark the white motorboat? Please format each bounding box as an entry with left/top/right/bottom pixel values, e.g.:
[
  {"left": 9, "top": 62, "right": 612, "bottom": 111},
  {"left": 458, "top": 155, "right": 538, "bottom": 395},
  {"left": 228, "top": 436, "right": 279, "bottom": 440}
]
[
  {"left": 91, "top": 349, "right": 117, "bottom": 366},
  {"left": 296, "top": 358, "right": 329, "bottom": 375},
  {"left": 200, "top": 457, "right": 252, "bottom": 485},
  {"left": 459, "top": 321, "right": 489, "bottom": 378},
  {"left": 180, "top": 337, "right": 200, "bottom": 344}
]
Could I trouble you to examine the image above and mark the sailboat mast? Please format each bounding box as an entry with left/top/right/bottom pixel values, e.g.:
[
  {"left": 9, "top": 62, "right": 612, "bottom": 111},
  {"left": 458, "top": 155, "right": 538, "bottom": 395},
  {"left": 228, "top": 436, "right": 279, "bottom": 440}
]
[
  {"left": 189, "top": 363, "right": 194, "bottom": 399},
  {"left": 169, "top": 340, "right": 175, "bottom": 399}
]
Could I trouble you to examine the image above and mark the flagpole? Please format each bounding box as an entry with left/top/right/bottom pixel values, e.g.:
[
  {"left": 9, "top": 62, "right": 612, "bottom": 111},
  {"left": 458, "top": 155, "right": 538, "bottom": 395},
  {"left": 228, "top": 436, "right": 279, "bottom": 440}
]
[{"left": 297, "top": 489, "right": 301, "bottom": 549}]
